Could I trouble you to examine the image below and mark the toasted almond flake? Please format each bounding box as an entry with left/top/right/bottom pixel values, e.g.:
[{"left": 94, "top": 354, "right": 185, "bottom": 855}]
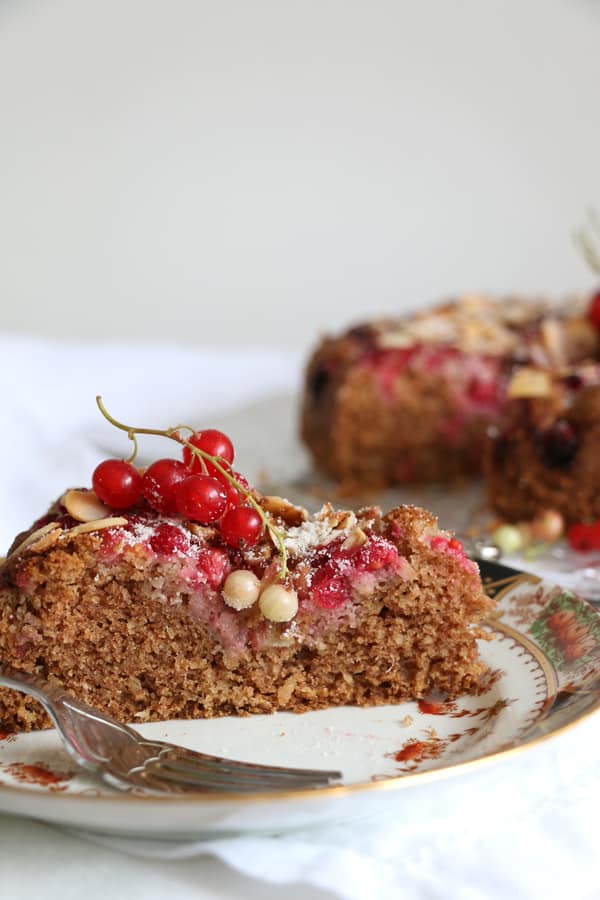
[
  {"left": 376, "top": 330, "right": 414, "bottom": 349},
  {"left": 261, "top": 495, "right": 308, "bottom": 526},
  {"left": 342, "top": 527, "right": 368, "bottom": 550},
  {"left": 67, "top": 516, "right": 128, "bottom": 537},
  {"left": 507, "top": 367, "right": 552, "bottom": 398},
  {"left": 188, "top": 523, "right": 218, "bottom": 540},
  {"left": 540, "top": 317, "right": 566, "bottom": 367},
  {"left": 318, "top": 506, "right": 357, "bottom": 531},
  {"left": 7, "top": 522, "right": 62, "bottom": 560},
  {"left": 61, "top": 489, "right": 111, "bottom": 523},
  {"left": 400, "top": 715, "right": 414, "bottom": 727}
]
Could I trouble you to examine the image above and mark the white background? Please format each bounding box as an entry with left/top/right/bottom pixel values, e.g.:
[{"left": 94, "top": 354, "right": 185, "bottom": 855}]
[{"left": 1, "top": 0, "right": 600, "bottom": 350}]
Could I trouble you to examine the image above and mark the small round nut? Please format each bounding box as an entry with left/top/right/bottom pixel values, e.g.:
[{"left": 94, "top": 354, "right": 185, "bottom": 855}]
[
  {"left": 259, "top": 584, "right": 299, "bottom": 623},
  {"left": 222, "top": 570, "right": 261, "bottom": 611}
]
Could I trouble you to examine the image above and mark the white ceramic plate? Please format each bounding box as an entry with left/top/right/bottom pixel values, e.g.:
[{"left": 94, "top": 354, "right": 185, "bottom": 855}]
[{"left": 1, "top": 560, "right": 599, "bottom": 839}]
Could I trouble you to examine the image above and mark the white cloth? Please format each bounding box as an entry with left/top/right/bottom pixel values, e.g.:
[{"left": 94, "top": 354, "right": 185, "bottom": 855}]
[{"left": 1, "top": 334, "right": 599, "bottom": 900}]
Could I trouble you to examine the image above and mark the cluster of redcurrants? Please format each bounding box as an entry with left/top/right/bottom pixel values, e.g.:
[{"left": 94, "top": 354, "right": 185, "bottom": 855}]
[{"left": 92, "top": 429, "right": 263, "bottom": 550}]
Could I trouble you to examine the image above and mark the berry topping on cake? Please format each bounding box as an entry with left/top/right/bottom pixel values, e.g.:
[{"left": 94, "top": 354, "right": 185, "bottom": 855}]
[
  {"left": 587, "top": 290, "right": 600, "bottom": 331},
  {"left": 0, "top": 398, "right": 493, "bottom": 732},
  {"left": 183, "top": 429, "right": 235, "bottom": 476},
  {"left": 220, "top": 506, "right": 264, "bottom": 549},
  {"left": 92, "top": 459, "right": 143, "bottom": 508},
  {"left": 538, "top": 420, "right": 579, "bottom": 468},
  {"left": 142, "top": 459, "right": 188, "bottom": 514},
  {"left": 175, "top": 474, "right": 227, "bottom": 523}
]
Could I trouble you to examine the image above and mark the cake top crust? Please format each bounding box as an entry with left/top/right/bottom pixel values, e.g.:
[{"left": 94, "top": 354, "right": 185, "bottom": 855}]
[{"left": 329, "top": 294, "right": 599, "bottom": 366}]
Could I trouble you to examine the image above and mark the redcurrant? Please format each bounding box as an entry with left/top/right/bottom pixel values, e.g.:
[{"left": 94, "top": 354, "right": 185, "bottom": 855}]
[
  {"left": 183, "top": 429, "right": 235, "bottom": 476},
  {"left": 220, "top": 506, "right": 263, "bottom": 549},
  {"left": 142, "top": 459, "right": 188, "bottom": 515},
  {"left": 566, "top": 522, "right": 600, "bottom": 552},
  {"left": 588, "top": 290, "right": 600, "bottom": 330},
  {"left": 150, "top": 523, "right": 188, "bottom": 557},
  {"left": 311, "top": 571, "right": 349, "bottom": 609},
  {"left": 223, "top": 472, "right": 251, "bottom": 511},
  {"left": 92, "top": 459, "right": 143, "bottom": 509},
  {"left": 175, "top": 475, "right": 227, "bottom": 523},
  {"left": 539, "top": 420, "right": 578, "bottom": 468}
]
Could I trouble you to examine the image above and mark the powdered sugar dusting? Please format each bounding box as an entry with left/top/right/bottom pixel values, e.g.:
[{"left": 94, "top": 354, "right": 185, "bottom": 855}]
[{"left": 284, "top": 506, "right": 357, "bottom": 557}]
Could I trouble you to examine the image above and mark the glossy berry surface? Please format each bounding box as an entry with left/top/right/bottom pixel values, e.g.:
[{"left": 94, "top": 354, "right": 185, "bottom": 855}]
[
  {"left": 92, "top": 459, "right": 143, "bottom": 509},
  {"left": 196, "top": 548, "right": 231, "bottom": 588},
  {"left": 567, "top": 521, "right": 600, "bottom": 552},
  {"left": 310, "top": 536, "right": 400, "bottom": 609},
  {"left": 222, "top": 471, "right": 251, "bottom": 511},
  {"left": 175, "top": 474, "right": 227, "bottom": 523},
  {"left": 142, "top": 458, "right": 188, "bottom": 515},
  {"left": 539, "top": 420, "right": 579, "bottom": 468},
  {"left": 183, "top": 429, "right": 235, "bottom": 476},
  {"left": 150, "top": 523, "right": 188, "bottom": 557},
  {"left": 220, "top": 506, "right": 263, "bottom": 549},
  {"left": 587, "top": 290, "right": 600, "bottom": 330}
]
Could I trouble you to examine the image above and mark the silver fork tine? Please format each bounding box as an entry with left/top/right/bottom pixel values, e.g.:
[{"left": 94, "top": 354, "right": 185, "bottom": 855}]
[
  {"left": 138, "top": 767, "right": 331, "bottom": 793},
  {"left": 141, "top": 753, "right": 339, "bottom": 788},
  {"left": 139, "top": 742, "right": 341, "bottom": 780}
]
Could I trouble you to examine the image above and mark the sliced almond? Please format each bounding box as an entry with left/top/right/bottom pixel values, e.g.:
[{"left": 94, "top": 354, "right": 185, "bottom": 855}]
[
  {"left": 317, "top": 505, "right": 357, "bottom": 531},
  {"left": 7, "top": 522, "right": 62, "bottom": 560},
  {"left": 61, "top": 489, "right": 111, "bottom": 523},
  {"left": 507, "top": 367, "right": 552, "bottom": 398},
  {"left": 342, "top": 526, "right": 368, "bottom": 550},
  {"left": 188, "top": 523, "right": 218, "bottom": 540},
  {"left": 6, "top": 522, "right": 62, "bottom": 559},
  {"left": 540, "top": 318, "right": 566, "bottom": 367},
  {"left": 261, "top": 495, "right": 308, "bottom": 526},
  {"left": 67, "top": 516, "right": 128, "bottom": 537},
  {"left": 376, "top": 329, "right": 414, "bottom": 349}
]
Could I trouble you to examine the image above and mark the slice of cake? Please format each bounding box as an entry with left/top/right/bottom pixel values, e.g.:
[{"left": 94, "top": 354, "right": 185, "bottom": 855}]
[
  {"left": 301, "top": 294, "right": 599, "bottom": 488},
  {"left": 485, "top": 366, "right": 600, "bottom": 525},
  {"left": 0, "top": 404, "right": 493, "bottom": 731}
]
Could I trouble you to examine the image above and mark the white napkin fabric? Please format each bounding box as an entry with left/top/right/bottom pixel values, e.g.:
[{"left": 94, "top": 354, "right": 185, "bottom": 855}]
[{"left": 0, "top": 333, "right": 599, "bottom": 900}]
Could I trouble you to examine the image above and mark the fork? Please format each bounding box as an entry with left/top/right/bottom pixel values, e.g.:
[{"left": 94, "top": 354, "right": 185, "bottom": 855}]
[{"left": 0, "top": 664, "right": 342, "bottom": 793}]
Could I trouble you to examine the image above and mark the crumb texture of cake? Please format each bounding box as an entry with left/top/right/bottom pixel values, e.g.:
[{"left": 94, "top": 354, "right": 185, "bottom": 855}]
[
  {"left": 485, "top": 380, "right": 600, "bottom": 525},
  {"left": 0, "top": 494, "right": 493, "bottom": 731},
  {"left": 301, "top": 294, "right": 600, "bottom": 488}
]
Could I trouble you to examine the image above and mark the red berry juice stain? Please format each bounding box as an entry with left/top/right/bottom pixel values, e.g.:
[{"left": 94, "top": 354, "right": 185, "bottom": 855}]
[
  {"left": 4, "top": 762, "right": 72, "bottom": 790},
  {"left": 393, "top": 740, "right": 431, "bottom": 763},
  {"left": 0, "top": 729, "right": 16, "bottom": 742},
  {"left": 417, "top": 698, "right": 459, "bottom": 716},
  {"left": 388, "top": 736, "right": 448, "bottom": 769}
]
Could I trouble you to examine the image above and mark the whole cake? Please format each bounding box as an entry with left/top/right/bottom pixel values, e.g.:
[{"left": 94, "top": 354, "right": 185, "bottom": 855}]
[
  {"left": 301, "top": 294, "right": 600, "bottom": 489},
  {"left": 0, "top": 403, "right": 493, "bottom": 732}
]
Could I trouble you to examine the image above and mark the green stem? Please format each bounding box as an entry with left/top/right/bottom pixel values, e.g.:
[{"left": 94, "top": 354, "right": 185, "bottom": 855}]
[
  {"left": 95, "top": 396, "right": 288, "bottom": 580},
  {"left": 574, "top": 210, "right": 600, "bottom": 275}
]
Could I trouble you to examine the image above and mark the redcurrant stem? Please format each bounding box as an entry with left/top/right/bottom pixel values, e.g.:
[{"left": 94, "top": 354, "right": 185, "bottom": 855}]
[
  {"left": 574, "top": 209, "right": 600, "bottom": 275},
  {"left": 95, "top": 396, "right": 288, "bottom": 580}
]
